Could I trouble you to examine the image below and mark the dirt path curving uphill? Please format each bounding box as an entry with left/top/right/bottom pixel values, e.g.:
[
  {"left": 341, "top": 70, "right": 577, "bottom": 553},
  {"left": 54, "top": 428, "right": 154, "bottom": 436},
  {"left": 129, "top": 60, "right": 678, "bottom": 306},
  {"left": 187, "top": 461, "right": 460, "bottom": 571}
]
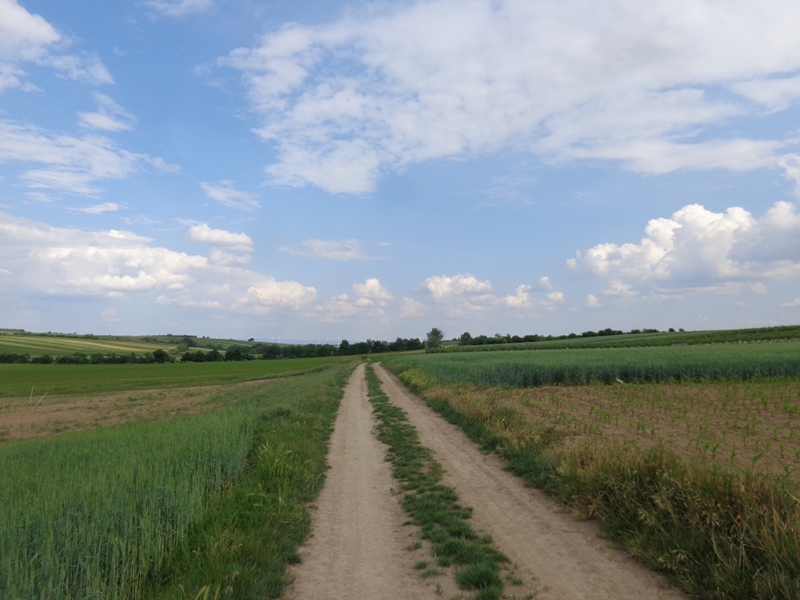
[
  {"left": 374, "top": 363, "right": 689, "bottom": 600},
  {"left": 285, "top": 364, "right": 449, "bottom": 599}
]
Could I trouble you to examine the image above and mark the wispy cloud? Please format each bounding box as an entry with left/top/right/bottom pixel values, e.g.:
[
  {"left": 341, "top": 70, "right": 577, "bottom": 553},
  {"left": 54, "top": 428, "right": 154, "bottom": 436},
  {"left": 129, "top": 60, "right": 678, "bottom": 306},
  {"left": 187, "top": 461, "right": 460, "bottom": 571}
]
[
  {"left": 72, "top": 202, "right": 122, "bottom": 214},
  {"left": 0, "top": 120, "right": 175, "bottom": 196},
  {"left": 200, "top": 181, "right": 260, "bottom": 211},
  {"left": 222, "top": 0, "right": 800, "bottom": 193},
  {"left": 0, "top": 0, "right": 112, "bottom": 89},
  {"left": 78, "top": 94, "right": 137, "bottom": 132},
  {"left": 280, "top": 238, "right": 380, "bottom": 261},
  {"left": 146, "top": 0, "right": 214, "bottom": 18}
]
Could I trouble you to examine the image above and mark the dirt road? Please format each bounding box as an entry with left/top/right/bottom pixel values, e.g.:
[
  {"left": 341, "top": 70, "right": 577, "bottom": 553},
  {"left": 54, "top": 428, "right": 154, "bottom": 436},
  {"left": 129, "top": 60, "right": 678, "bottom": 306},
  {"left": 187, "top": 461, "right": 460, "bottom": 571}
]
[
  {"left": 285, "top": 364, "right": 447, "bottom": 599},
  {"left": 373, "top": 363, "right": 688, "bottom": 600},
  {"left": 287, "top": 363, "right": 688, "bottom": 599}
]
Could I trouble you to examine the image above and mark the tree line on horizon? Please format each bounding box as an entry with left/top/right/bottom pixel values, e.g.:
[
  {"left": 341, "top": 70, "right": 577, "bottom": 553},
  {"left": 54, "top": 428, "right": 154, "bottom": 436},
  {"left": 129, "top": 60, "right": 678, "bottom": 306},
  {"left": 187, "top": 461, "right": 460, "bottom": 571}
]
[
  {"left": 455, "top": 327, "right": 673, "bottom": 346},
  {"left": 183, "top": 337, "right": 424, "bottom": 362}
]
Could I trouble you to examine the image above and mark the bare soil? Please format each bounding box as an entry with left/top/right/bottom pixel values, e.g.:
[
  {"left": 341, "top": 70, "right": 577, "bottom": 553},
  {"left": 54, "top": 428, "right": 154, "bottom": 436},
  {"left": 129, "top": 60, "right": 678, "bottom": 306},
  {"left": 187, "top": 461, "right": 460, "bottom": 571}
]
[
  {"left": 374, "top": 363, "right": 689, "bottom": 600},
  {"left": 435, "top": 380, "right": 800, "bottom": 479},
  {"left": 285, "top": 364, "right": 452, "bottom": 599}
]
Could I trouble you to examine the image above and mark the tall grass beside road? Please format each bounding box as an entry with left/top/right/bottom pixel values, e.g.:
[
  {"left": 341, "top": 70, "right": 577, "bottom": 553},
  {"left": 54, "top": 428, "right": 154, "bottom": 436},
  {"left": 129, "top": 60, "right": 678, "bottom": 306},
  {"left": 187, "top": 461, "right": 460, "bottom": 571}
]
[
  {"left": 0, "top": 364, "right": 350, "bottom": 600},
  {"left": 1, "top": 410, "right": 255, "bottom": 600}
]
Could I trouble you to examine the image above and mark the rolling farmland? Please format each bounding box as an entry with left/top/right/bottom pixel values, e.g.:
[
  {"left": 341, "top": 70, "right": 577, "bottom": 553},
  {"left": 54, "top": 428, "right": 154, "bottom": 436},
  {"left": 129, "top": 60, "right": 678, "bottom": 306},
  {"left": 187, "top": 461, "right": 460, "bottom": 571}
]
[{"left": 4, "top": 327, "right": 800, "bottom": 599}]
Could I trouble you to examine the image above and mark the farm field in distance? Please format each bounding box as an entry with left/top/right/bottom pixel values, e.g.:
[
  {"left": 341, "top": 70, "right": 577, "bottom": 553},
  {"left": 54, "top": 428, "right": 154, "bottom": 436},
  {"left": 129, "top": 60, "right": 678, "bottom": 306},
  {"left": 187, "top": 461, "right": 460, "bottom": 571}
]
[
  {"left": 0, "top": 357, "right": 346, "bottom": 441},
  {"left": 0, "top": 330, "right": 227, "bottom": 357}
]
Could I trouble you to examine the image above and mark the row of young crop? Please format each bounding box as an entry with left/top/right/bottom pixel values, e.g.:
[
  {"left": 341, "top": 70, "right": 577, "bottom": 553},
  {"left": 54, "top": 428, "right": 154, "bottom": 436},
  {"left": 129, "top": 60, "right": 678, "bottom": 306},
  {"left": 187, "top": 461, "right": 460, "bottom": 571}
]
[
  {"left": 431, "top": 325, "right": 800, "bottom": 354},
  {"left": 0, "top": 364, "right": 350, "bottom": 600}
]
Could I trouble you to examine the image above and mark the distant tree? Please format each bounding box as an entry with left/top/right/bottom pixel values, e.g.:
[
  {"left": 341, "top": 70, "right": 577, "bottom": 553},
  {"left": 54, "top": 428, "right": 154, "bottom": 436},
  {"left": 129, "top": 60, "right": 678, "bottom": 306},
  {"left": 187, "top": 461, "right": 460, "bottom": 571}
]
[
  {"left": 30, "top": 354, "right": 54, "bottom": 364},
  {"left": 426, "top": 328, "right": 444, "bottom": 349},
  {"left": 459, "top": 332, "right": 473, "bottom": 346},
  {"left": 224, "top": 345, "right": 251, "bottom": 361},
  {"left": 152, "top": 349, "right": 171, "bottom": 363}
]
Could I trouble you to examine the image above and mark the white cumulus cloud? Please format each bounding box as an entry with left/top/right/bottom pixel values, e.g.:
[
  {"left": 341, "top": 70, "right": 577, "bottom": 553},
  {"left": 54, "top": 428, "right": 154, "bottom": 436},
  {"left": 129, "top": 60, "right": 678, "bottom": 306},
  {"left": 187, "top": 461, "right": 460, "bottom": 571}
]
[
  {"left": 0, "top": 212, "right": 313, "bottom": 315},
  {"left": 353, "top": 278, "right": 392, "bottom": 304},
  {"left": 569, "top": 199, "right": 800, "bottom": 295},
  {"left": 185, "top": 223, "right": 253, "bottom": 252},
  {"left": 424, "top": 273, "right": 492, "bottom": 302},
  {"left": 398, "top": 297, "right": 427, "bottom": 318},
  {"left": 0, "top": 0, "right": 112, "bottom": 90}
]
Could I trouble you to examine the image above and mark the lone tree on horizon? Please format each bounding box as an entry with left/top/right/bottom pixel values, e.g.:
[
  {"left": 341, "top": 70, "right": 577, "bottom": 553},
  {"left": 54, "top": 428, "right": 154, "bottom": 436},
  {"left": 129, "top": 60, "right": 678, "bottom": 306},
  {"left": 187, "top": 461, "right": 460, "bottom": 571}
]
[{"left": 426, "top": 327, "right": 444, "bottom": 349}]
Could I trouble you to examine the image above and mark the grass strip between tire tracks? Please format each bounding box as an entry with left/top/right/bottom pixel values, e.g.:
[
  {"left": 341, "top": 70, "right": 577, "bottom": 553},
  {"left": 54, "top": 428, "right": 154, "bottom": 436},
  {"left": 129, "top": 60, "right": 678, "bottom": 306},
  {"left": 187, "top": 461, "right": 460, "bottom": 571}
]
[{"left": 365, "top": 365, "right": 510, "bottom": 600}]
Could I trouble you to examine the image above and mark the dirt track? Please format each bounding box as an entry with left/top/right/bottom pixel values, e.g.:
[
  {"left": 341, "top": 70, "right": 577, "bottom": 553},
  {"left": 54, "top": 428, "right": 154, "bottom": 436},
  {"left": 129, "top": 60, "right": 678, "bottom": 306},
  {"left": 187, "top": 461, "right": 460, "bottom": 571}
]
[
  {"left": 287, "top": 363, "right": 689, "bottom": 599},
  {"left": 285, "top": 364, "right": 448, "bottom": 599}
]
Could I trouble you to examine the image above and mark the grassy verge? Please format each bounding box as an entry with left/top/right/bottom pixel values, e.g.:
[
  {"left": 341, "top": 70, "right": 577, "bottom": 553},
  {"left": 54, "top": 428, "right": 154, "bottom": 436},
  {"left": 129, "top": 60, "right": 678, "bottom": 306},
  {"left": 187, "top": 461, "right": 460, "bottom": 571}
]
[
  {"left": 385, "top": 364, "right": 800, "bottom": 600},
  {"left": 365, "top": 366, "right": 509, "bottom": 600},
  {"left": 0, "top": 365, "right": 350, "bottom": 600}
]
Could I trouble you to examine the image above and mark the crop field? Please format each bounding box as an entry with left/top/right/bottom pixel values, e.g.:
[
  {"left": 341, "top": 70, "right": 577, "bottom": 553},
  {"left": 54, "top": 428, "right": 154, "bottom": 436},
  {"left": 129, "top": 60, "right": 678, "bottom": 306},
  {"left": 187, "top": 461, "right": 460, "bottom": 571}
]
[
  {"left": 0, "top": 331, "right": 174, "bottom": 356},
  {"left": 436, "top": 325, "right": 800, "bottom": 353},
  {"left": 0, "top": 356, "right": 345, "bottom": 442},
  {"left": 424, "top": 380, "right": 800, "bottom": 481},
  {"left": 0, "top": 362, "right": 351, "bottom": 599},
  {"left": 393, "top": 341, "right": 800, "bottom": 386},
  {"left": 0, "top": 356, "right": 343, "bottom": 398},
  {"left": 384, "top": 343, "right": 800, "bottom": 598}
]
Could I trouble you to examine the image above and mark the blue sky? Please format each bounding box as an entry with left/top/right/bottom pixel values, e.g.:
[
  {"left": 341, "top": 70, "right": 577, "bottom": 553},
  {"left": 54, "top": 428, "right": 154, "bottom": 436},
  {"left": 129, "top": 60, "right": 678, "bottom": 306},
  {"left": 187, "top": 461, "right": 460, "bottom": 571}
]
[{"left": 2, "top": 0, "right": 800, "bottom": 343}]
